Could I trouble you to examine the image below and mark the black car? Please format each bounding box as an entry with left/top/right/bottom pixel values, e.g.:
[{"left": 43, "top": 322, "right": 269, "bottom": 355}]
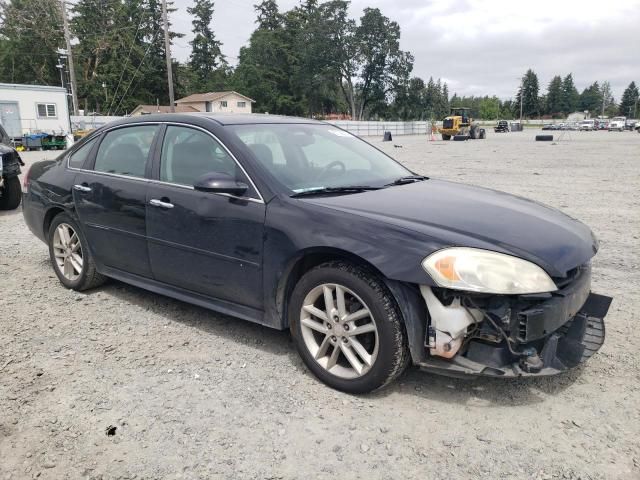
[
  {"left": 0, "top": 123, "right": 24, "bottom": 210},
  {"left": 22, "top": 114, "right": 611, "bottom": 393},
  {"left": 494, "top": 120, "right": 509, "bottom": 133}
]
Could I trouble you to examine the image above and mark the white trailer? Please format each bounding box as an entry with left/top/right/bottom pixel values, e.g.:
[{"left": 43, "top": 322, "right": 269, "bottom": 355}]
[{"left": 0, "top": 83, "right": 71, "bottom": 141}]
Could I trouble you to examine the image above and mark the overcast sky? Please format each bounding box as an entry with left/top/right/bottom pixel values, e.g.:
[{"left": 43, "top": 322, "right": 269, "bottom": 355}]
[{"left": 170, "top": 0, "right": 639, "bottom": 100}]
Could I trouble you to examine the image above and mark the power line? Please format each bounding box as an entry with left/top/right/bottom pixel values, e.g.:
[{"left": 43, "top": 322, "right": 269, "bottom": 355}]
[
  {"left": 110, "top": 28, "right": 161, "bottom": 115},
  {"left": 106, "top": 12, "right": 147, "bottom": 115}
]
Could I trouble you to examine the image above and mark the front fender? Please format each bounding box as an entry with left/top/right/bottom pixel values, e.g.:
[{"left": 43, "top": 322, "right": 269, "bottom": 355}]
[{"left": 262, "top": 196, "right": 438, "bottom": 330}]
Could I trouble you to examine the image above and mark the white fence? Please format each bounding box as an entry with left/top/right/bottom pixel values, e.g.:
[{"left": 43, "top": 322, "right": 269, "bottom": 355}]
[
  {"left": 327, "top": 121, "right": 432, "bottom": 136},
  {"left": 71, "top": 115, "right": 123, "bottom": 131},
  {"left": 68, "top": 116, "right": 548, "bottom": 137}
]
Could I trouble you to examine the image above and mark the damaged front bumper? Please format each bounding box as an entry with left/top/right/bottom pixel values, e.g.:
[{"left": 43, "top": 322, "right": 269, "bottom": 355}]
[{"left": 417, "top": 265, "right": 612, "bottom": 378}]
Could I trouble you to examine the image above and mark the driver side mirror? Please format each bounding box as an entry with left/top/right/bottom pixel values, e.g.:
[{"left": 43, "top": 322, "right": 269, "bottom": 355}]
[{"left": 193, "top": 172, "right": 248, "bottom": 196}]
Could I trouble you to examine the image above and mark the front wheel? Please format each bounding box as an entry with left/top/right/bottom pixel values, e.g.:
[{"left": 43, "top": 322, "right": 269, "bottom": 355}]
[
  {"left": 0, "top": 176, "right": 21, "bottom": 210},
  {"left": 48, "top": 213, "right": 106, "bottom": 291},
  {"left": 289, "top": 261, "right": 409, "bottom": 393},
  {"left": 441, "top": 134, "right": 451, "bottom": 141}
]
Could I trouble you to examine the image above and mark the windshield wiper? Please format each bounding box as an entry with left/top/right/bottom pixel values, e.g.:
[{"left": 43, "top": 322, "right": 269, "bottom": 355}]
[
  {"left": 290, "top": 186, "right": 382, "bottom": 198},
  {"left": 385, "top": 175, "right": 429, "bottom": 186}
]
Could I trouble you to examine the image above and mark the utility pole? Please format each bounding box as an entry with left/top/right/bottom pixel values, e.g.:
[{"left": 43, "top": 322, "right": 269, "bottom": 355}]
[
  {"left": 60, "top": 0, "right": 79, "bottom": 115},
  {"left": 161, "top": 0, "right": 175, "bottom": 112},
  {"left": 519, "top": 77, "right": 524, "bottom": 123}
]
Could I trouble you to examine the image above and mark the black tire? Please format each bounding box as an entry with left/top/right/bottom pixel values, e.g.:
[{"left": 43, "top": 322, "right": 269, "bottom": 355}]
[
  {"left": 536, "top": 135, "right": 553, "bottom": 141},
  {"left": 48, "top": 212, "right": 106, "bottom": 291},
  {"left": 0, "top": 176, "right": 21, "bottom": 210},
  {"left": 479, "top": 128, "right": 486, "bottom": 139},
  {"left": 453, "top": 134, "right": 468, "bottom": 141},
  {"left": 470, "top": 126, "right": 479, "bottom": 139},
  {"left": 289, "top": 261, "right": 410, "bottom": 393},
  {"left": 441, "top": 134, "right": 451, "bottom": 141}
]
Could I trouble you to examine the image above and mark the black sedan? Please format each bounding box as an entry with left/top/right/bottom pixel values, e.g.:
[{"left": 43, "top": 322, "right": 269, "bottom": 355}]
[{"left": 22, "top": 114, "right": 611, "bottom": 393}]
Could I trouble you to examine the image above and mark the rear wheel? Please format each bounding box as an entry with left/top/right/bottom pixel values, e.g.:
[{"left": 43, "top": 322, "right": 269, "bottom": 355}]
[
  {"left": 289, "top": 261, "right": 409, "bottom": 393},
  {"left": 0, "top": 176, "right": 21, "bottom": 210},
  {"left": 48, "top": 213, "right": 106, "bottom": 291}
]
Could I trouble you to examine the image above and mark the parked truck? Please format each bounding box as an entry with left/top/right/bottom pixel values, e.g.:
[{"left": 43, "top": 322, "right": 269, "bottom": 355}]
[{"left": 608, "top": 116, "right": 626, "bottom": 132}]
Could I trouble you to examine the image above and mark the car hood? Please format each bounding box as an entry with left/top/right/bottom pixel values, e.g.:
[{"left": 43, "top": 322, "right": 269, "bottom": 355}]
[{"left": 302, "top": 179, "right": 597, "bottom": 278}]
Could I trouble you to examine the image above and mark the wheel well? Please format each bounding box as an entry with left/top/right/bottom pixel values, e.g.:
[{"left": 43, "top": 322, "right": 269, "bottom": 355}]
[
  {"left": 43, "top": 207, "right": 65, "bottom": 239},
  {"left": 278, "top": 248, "right": 386, "bottom": 328}
]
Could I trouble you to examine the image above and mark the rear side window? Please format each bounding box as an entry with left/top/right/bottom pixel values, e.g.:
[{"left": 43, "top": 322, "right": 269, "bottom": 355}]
[
  {"left": 68, "top": 137, "right": 97, "bottom": 169},
  {"left": 94, "top": 125, "right": 158, "bottom": 177}
]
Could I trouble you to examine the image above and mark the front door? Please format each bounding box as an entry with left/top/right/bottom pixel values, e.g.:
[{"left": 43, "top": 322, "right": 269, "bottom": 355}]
[
  {"left": 0, "top": 102, "right": 21, "bottom": 138},
  {"left": 146, "top": 125, "right": 265, "bottom": 309},
  {"left": 73, "top": 124, "right": 159, "bottom": 278}
]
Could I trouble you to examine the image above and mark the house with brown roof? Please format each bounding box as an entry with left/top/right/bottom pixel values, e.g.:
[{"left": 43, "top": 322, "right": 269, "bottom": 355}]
[
  {"left": 130, "top": 104, "right": 199, "bottom": 116},
  {"left": 175, "top": 91, "right": 255, "bottom": 114}
]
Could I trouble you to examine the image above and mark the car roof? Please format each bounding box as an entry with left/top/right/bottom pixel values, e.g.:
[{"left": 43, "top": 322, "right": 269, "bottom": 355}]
[{"left": 106, "top": 113, "right": 324, "bottom": 127}]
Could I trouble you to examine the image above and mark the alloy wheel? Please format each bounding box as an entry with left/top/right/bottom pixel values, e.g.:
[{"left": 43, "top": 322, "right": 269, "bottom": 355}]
[
  {"left": 300, "top": 283, "right": 379, "bottom": 379},
  {"left": 52, "top": 223, "right": 83, "bottom": 281}
]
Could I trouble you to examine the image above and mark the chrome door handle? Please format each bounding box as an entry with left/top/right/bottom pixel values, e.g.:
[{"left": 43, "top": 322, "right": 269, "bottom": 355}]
[
  {"left": 73, "top": 184, "right": 92, "bottom": 193},
  {"left": 149, "top": 199, "right": 174, "bottom": 209}
]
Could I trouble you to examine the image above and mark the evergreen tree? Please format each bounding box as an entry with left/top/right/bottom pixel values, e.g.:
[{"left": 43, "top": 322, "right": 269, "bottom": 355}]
[
  {"left": 72, "top": 0, "right": 134, "bottom": 112},
  {"left": 618, "top": 81, "right": 639, "bottom": 117},
  {"left": 187, "top": 0, "right": 227, "bottom": 91},
  {"left": 516, "top": 69, "right": 540, "bottom": 118},
  {"left": 435, "top": 79, "right": 449, "bottom": 118},
  {"left": 231, "top": 1, "right": 299, "bottom": 114},
  {"left": 255, "top": 0, "right": 281, "bottom": 31},
  {"left": 424, "top": 77, "right": 438, "bottom": 117},
  {"left": 561, "top": 73, "right": 579, "bottom": 114},
  {"left": 500, "top": 100, "right": 515, "bottom": 119},
  {"left": 441, "top": 82, "right": 449, "bottom": 115},
  {"left": 545, "top": 76, "right": 563, "bottom": 117},
  {"left": 0, "top": 0, "right": 63, "bottom": 85},
  {"left": 579, "top": 82, "right": 601, "bottom": 115}
]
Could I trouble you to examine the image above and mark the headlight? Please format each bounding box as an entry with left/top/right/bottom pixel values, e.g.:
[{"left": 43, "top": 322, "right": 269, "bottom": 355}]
[{"left": 422, "top": 247, "right": 557, "bottom": 294}]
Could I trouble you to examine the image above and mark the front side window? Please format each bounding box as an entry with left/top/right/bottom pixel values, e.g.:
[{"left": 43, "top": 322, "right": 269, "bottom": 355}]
[
  {"left": 68, "top": 137, "right": 98, "bottom": 169},
  {"left": 94, "top": 125, "right": 158, "bottom": 177},
  {"left": 37, "top": 103, "right": 57, "bottom": 118},
  {"left": 160, "top": 125, "right": 241, "bottom": 187},
  {"left": 229, "top": 124, "right": 411, "bottom": 193}
]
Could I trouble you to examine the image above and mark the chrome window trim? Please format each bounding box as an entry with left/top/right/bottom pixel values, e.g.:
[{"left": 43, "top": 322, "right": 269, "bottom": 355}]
[{"left": 66, "top": 121, "right": 265, "bottom": 204}]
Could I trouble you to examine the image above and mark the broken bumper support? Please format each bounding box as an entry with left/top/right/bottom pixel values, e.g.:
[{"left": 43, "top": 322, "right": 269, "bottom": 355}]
[{"left": 418, "top": 293, "right": 612, "bottom": 378}]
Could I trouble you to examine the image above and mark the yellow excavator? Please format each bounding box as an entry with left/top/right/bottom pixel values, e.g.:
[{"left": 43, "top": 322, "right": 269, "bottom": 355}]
[{"left": 438, "top": 107, "right": 485, "bottom": 141}]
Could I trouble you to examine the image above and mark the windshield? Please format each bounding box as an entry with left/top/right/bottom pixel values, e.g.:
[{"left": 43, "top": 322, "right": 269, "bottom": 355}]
[{"left": 228, "top": 124, "right": 412, "bottom": 193}]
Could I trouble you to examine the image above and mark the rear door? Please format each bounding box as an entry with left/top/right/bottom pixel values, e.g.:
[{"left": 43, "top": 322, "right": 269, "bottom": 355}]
[
  {"left": 72, "top": 124, "right": 160, "bottom": 278},
  {"left": 146, "top": 124, "right": 265, "bottom": 309}
]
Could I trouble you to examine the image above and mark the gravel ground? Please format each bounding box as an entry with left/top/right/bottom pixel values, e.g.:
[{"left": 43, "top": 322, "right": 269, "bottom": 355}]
[{"left": 1, "top": 130, "right": 639, "bottom": 480}]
